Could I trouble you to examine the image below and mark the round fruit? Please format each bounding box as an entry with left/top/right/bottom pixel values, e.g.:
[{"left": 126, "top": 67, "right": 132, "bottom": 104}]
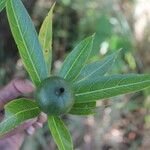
[{"left": 35, "top": 76, "right": 75, "bottom": 115}]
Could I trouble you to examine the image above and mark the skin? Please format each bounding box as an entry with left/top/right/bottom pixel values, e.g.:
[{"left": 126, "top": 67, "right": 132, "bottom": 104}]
[{"left": 0, "top": 78, "right": 47, "bottom": 150}]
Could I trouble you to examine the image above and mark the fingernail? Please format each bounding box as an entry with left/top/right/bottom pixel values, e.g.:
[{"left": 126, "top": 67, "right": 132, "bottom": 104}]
[
  {"left": 37, "top": 112, "right": 47, "bottom": 123},
  {"left": 26, "top": 126, "right": 35, "bottom": 135},
  {"left": 34, "top": 122, "right": 43, "bottom": 128}
]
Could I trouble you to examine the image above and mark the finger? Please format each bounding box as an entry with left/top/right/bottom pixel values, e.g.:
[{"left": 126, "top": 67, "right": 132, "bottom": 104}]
[
  {"left": 0, "top": 118, "right": 37, "bottom": 139},
  {"left": 13, "top": 78, "right": 35, "bottom": 94},
  {"left": 37, "top": 112, "right": 47, "bottom": 124},
  {"left": 33, "top": 122, "right": 43, "bottom": 129},
  {"left": 26, "top": 113, "right": 47, "bottom": 135},
  {"left": 0, "top": 78, "right": 34, "bottom": 109},
  {"left": 0, "top": 133, "right": 25, "bottom": 150},
  {"left": 0, "top": 113, "right": 47, "bottom": 138},
  {"left": 32, "top": 112, "right": 47, "bottom": 131},
  {"left": 26, "top": 126, "right": 35, "bottom": 135}
]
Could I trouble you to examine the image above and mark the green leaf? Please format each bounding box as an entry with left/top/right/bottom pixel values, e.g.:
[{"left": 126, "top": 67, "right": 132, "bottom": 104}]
[
  {"left": 59, "top": 35, "right": 95, "bottom": 82},
  {"left": 39, "top": 3, "right": 55, "bottom": 75},
  {"left": 0, "top": 98, "right": 41, "bottom": 136},
  {"left": 75, "top": 52, "right": 118, "bottom": 83},
  {"left": 6, "top": 0, "right": 48, "bottom": 86},
  {"left": 74, "top": 74, "right": 150, "bottom": 103},
  {"left": 69, "top": 102, "right": 96, "bottom": 115},
  {"left": 48, "top": 116, "right": 73, "bottom": 150},
  {"left": 0, "top": 0, "right": 6, "bottom": 12}
]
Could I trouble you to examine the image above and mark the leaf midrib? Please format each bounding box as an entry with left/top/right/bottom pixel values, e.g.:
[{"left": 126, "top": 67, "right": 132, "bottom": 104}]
[
  {"left": 64, "top": 42, "right": 89, "bottom": 79},
  {"left": 76, "top": 55, "right": 115, "bottom": 83},
  {"left": 75, "top": 79, "right": 150, "bottom": 96},
  {"left": 0, "top": 107, "right": 39, "bottom": 135},
  {"left": 52, "top": 117, "right": 66, "bottom": 150},
  {"left": 43, "top": 16, "right": 49, "bottom": 53},
  {"left": 10, "top": 0, "right": 41, "bottom": 83},
  {"left": 71, "top": 107, "right": 95, "bottom": 110}
]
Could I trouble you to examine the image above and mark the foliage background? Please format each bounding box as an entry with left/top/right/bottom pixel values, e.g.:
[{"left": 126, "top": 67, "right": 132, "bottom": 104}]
[{"left": 0, "top": 0, "right": 149, "bottom": 149}]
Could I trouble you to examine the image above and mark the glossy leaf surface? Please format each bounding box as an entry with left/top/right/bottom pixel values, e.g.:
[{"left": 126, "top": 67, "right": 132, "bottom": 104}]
[
  {"left": 59, "top": 35, "right": 94, "bottom": 82},
  {"left": 0, "top": 0, "right": 6, "bottom": 12},
  {"left": 48, "top": 116, "right": 73, "bottom": 150},
  {"left": 69, "top": 101, "right": 96, "bottom": 115},
  {"left": 39, "top": 3, "right": 55, "bottom": 75},
  {"left": 75, "top": 52, "right": 118, "bottom": 83},
  {"left": 74, "top": 74, "right": 150, "bottom": 103},
  {"left": 0, "top": 98, "right": 41, "bottom": 136},
  {"left": 6, "top": 0, "right": 48, "bottom": 86}
]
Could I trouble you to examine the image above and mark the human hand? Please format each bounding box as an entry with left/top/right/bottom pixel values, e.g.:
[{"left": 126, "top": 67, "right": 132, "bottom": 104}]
[{"left": 0, "top": 78, "right": 47, "bottom": 150}]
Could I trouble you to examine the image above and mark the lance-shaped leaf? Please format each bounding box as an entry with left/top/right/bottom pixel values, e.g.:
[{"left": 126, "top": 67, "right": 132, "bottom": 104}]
[
  {"left": 69, "top": 101, "right": 96, "bottom": 115},
  {"left": 6, "top": 0, "right": 48, "bottom": 86},
  {"left": 74, "top": 74, "right": 150, "bottom": 103},
  {"left": 75, "top": 52, "right": 118, "bottom": 83},
  {"left": 48, "top": 116, "right": 73, "bottom": 150},
  {"left": 39, "top": 3, "right": 55, "bottom": 75},
  {"left": 59, "top": 35, "right": 95, "bottom": 82},
  {"left": 0, "top": 0, "right": 6, "bottom": 12},
  {"left": 0, "top": 98, "right": 41, "bottom": 136}
]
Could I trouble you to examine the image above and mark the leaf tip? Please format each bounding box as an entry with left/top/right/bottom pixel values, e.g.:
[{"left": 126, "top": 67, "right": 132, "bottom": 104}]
[
  {"left": 50, "top": 2, "right": 56, "bottom": 12},
  {"left": 92, "top": 33, "right": 96, "bottom": 38},
  {"left": 86, "top": 33, "right": 95, "bottom": 41},
  {"left": 117, "top": 48, "right": 123, "bottom": 55}
]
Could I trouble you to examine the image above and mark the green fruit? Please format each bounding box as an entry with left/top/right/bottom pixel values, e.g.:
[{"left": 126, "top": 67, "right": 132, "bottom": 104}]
[{"left": 35, "top": 76, "right": 75, "bottom": 115}]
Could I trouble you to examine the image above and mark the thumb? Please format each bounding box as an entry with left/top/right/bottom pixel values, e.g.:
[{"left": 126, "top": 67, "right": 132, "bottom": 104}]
[
  {"left": 13, "top": 78, "right": 35, "bottom": 94},
  {"left": 0, "top": 78, "right": 35, "bottom": 110}
]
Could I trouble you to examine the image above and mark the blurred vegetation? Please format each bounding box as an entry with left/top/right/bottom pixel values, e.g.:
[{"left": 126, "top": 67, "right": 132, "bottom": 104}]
[{"left": 0, "top": 0, "right": 150, "bottom": 149}]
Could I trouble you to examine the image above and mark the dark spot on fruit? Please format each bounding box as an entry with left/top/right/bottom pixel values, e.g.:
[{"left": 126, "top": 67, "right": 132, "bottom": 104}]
[
  {"left": 35, "top": 76, "right": 75, "bottom": 115},
  {"left": 59, "top": 87, "right": 65, "bottom": 93},
  {"left": 55, "top": 87, "right": 65, "bottom": 96}
]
